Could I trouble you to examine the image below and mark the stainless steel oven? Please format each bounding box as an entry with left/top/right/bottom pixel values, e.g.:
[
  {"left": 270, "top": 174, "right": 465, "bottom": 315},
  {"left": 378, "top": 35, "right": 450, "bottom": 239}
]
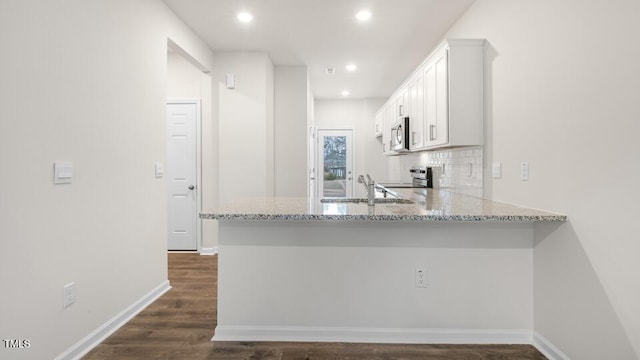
[
  {"left": 376, "top": 166, "right": 433, "bottom": 198},
  {"left": 391, "top": 117, "right": 410, "bottom": 152},
  {"left": 409, "top": 166, "right": 433, "bottom": 188}
]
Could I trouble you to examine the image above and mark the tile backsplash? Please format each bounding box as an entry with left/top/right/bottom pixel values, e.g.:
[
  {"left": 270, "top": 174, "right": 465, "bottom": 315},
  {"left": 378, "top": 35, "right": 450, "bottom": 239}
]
[{"left": 388, "top": 146, "right": 483, "bottom": 198}]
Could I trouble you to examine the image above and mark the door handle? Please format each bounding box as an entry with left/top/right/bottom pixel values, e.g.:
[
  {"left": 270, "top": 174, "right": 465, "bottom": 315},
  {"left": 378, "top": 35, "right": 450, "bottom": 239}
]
[{"left": 188, "top": 185, "right": 195, "bottom": 190}]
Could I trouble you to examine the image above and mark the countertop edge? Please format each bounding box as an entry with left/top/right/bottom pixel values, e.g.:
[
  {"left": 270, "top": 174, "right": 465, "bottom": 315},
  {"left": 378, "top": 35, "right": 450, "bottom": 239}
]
[{"left": 199, "top": 213, "right": 567, "bottom": 222}]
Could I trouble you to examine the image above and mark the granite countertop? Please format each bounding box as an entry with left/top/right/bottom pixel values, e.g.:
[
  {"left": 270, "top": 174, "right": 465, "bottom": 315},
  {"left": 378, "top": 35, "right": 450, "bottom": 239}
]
[{"left": 200, "top": 189, "right": 566, "bottom": 222}]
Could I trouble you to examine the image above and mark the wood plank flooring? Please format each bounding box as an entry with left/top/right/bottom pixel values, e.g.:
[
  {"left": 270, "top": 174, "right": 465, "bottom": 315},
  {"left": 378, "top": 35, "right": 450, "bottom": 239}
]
[{"left": 83, "top": 253, "right": 546, "bottom": 360}]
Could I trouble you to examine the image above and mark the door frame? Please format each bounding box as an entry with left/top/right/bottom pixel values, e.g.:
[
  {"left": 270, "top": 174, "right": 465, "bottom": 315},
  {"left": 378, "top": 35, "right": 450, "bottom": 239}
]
[
  {"left": 167, "top": 99, "right": 202, "bottom": 252},
  {"left": 315, "top": 128, "right": 355, "bottom": 198}
]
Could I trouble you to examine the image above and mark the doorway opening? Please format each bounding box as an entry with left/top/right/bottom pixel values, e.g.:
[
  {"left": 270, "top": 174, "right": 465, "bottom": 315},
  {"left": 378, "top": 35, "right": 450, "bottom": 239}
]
[
  {"left": 166, "top": 40, "right": 212, "bottom": 252},
  {"left": 316, "top": 129, "right": 354, "bottom": 198}
]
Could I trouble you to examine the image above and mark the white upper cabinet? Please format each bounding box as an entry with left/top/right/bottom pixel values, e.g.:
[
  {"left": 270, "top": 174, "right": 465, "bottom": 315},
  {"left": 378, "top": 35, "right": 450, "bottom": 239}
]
[
  {"left": 433, "top": 39, "right": 484, "bottom": 149},
  {"left": 408, "top": 72, "right": 424, "bottom": 150},
  {"left": 374, "top": 111, "right": 383, "bottom": 137},
  {"left": 381, "top": 98, "right": 397, "bottom": 155},
  {"left": 424, "top": 45, "right": 449, "bottom": 148},
  {"left": 375, "top": 39, "right": 485, "bottom": 153},
  {"left": 396, "top": 86, "right": 409, "bottom": 119}
]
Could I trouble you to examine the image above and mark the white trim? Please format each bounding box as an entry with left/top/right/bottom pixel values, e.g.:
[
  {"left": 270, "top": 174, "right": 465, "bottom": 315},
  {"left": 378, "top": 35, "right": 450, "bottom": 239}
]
[
  {"left": 55, "top": 281, "right": 171, "bottom": 360},
  {"left": 200, "top": 246, "right": 218, "bottom": 256},
  {"left": 212, "top": 326, "right": 532, "bottom": 345},
  {"left": 533, "top": 332, "right": 570, "bottom": 360},
  {"left": 167, "top": 99, "right": 203, "bottom": 252}
]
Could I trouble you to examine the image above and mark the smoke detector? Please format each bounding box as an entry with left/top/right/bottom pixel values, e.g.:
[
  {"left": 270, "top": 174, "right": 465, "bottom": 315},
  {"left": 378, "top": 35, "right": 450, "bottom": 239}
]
[{"left": 325, "top": 67, "right": 336, "bottom": 75}]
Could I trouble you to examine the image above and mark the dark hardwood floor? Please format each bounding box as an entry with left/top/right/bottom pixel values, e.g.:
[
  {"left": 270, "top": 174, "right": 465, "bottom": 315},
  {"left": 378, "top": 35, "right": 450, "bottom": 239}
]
[{"left": 83, "top": 253, "right": 546, "bottom": 360}]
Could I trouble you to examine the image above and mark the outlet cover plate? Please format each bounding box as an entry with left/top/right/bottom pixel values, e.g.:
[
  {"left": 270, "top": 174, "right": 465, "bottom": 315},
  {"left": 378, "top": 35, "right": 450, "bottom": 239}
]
[
  {"left": 520, "top": 162, "right": 530, "bottom": 181},
  {"left": 63, "top": 282, "right": 75, "bottom": 308},
  {"left": 415, "top": 267, "right": 427, "bottom": 288}
]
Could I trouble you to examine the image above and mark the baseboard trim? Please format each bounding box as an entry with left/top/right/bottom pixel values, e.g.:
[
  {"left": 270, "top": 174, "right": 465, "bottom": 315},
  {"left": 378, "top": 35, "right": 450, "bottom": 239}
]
[
  {"left": 212, "top": 326, "right": 532, "bottom": 345},
  {"left": 200, "top": 246, "right": 218, "bottom": 256},
  {"left": 55, "top": 280, "right": 171, "bottom": 360},
  {"left": 533, "top": 332, "right": 569, "bottom": 360}
]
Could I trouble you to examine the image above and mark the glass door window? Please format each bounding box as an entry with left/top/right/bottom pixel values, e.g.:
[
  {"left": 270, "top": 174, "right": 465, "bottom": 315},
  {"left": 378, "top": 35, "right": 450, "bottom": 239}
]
[{"left": 317, "top": 130, "right": 353, "bottom": 198}]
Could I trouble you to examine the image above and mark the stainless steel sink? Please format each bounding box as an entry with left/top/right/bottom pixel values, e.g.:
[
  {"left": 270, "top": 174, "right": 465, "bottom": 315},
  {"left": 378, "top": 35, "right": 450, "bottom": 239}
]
[{"left": 321, "top": 197, "right": 415, "bottom": 204}]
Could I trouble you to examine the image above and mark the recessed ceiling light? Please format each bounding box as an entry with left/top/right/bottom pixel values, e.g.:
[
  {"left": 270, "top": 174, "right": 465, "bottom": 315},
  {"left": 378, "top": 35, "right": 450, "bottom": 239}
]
[
  {"left": 237, "top": 12, "right": 253, "bottom": 23},
  {"left": 341, "top": 90, "right": 350, "bottom": 97},
  {"left": 345, "top": 64, "right": 357, "bottom": 72},
  {"left": 355, "top": 10, "right": 372, "bottom": 22}
]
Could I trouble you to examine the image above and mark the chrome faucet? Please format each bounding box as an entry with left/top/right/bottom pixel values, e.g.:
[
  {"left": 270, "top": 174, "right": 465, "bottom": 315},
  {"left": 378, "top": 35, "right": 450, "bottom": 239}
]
[{"left": 358, "top": 174, "right": 376, "bottom": 206}]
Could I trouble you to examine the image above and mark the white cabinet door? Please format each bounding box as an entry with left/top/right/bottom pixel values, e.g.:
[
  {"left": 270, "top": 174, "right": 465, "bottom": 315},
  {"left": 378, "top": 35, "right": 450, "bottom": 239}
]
[
  {"left": 409, "top": 73, "right": 424, "bottom": 150},
  {"left": 434, "top": 48, "right": 449, "bottom": 147},
  {"left": 397, "top": 87, "right": 409, "bottom": 118},
  {"left": 374, "top": 111, "right": 383, "bottom": 137},
  {"left": 424, "top": 47, "right": 449, "bottom": 147},
  {"left": 382, "top": 99, "right": 397, "bottom": 155},
  {"left": 381, "top": 104, "right": 388, "bottom": 153},
  {"left": 424, "top": 63, "right": 436, "bottom": 147}
]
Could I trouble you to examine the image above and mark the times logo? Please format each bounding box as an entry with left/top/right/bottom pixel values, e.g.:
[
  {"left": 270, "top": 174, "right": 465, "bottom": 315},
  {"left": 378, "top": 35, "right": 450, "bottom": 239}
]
[{"left": 3, "top": 339, "right": 31, "bottom": 349}]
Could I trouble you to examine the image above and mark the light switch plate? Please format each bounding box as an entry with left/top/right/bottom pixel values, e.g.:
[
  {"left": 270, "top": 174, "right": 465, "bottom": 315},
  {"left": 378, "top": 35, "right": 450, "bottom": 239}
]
[
  {"left": 492, "top": 162, "right": 502, "bottom": 179},
  {"left": 63, "top": 282, "right": 75, "bottom": 308},
  {"left": 54, "top": 161, "right": 73, "bottom": 184},
  {"left": 226, "top": 73, "right": 236, "bottom": 89},
  {"left": 415, "top": 267, "right": 427, "bottom": 288},
  {"left": 155, "top": 162, "right": 164, "bottom": 178},
  {"left": 520, "top": 162, "right": 530, "bottom": 181}
]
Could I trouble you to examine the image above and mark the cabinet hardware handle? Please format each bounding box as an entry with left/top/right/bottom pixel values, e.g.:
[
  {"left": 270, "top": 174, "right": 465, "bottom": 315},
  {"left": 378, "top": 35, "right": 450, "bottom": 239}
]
[{"left": 429, "top": 124, "right": 436, "bottom": 141}]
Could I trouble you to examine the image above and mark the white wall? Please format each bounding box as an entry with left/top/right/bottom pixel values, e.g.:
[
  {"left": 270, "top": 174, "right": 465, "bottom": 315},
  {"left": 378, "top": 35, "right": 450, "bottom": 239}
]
[
  {"left": 167, "top": 52, "right": 209, "bottom": 99},
  {"left": 274, "top": 67, "right": 308, "bottom": 197},
  {"left": 212, "top": 53, "right": 275, "bottom": 205},
  {"left": 216, "top": 221, "right": 534, "bottom": 342},
  {"left": 166, "top": 52, "right": 217, "bottom": 250},
  {"left": 307, "top": 74, "right": 316, "bottom": 197},
  {"left": 443, "top": 0, "right": 640, "bottom": 358},
  {"left": 0, "top": 0, "right": 215, "bottom": 359},
  {"left": 265, "top": 58, "right": 275, "bottom": 197},
  {"left": 315, "top": 99, "right": 387, "bottom": 198}
]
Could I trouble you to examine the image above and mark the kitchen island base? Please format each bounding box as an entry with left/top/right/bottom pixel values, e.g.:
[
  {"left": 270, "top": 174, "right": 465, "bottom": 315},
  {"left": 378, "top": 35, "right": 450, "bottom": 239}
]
[{"left": 214, "top": 220, "right": 539, "bottom": 344}]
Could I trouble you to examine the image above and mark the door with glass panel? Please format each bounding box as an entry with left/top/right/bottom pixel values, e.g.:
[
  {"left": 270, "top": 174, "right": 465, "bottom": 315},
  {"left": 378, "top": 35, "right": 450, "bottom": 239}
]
[{"left": 316, "top": 130, "right": 353, "bottom": 198}]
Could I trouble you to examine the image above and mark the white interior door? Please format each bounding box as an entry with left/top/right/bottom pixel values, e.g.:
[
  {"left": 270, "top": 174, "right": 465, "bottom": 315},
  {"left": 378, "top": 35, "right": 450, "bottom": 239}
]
[
  {"left": 167, "top": 102, "right": 198, "bottom": 250},
  {"left": 316, "top": 129, "right": 353, "bottom": 198}
]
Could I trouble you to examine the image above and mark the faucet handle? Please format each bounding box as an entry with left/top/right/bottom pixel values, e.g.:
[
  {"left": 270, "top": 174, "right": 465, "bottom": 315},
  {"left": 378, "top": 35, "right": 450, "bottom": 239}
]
[{"left": 357, "top": 175, "right": 365, "bottom": 184}]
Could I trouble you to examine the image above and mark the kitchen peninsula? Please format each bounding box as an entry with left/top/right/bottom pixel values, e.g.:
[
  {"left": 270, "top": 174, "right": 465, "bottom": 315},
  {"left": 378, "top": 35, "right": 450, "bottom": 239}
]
[{"left": 201, "top": 189, "right": 565, "bottom": 345}]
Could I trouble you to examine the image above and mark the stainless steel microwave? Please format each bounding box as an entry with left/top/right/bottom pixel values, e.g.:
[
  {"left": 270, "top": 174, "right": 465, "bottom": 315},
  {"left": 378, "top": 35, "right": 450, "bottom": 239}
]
[{"left": 391, "top": 117, "right": 410, "bottom": 152}]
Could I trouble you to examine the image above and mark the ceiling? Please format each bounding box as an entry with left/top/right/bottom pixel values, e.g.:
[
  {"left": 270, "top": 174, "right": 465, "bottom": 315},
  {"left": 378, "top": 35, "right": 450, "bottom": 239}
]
[{"left": 163, "top": 0, "right": 476, "bottom": 99}]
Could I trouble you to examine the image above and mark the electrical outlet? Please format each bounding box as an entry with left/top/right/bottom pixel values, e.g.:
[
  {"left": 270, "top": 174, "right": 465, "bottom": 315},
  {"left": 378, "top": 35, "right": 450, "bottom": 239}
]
[
  {"left": 520, "top": 162, "right": 530, "bottom": 181},
  {"left": 63, "top": 282, "right": 75, "bottom": 308},
  {"left": 415, "top": 267, "right": 427, "bottom": 288}
]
